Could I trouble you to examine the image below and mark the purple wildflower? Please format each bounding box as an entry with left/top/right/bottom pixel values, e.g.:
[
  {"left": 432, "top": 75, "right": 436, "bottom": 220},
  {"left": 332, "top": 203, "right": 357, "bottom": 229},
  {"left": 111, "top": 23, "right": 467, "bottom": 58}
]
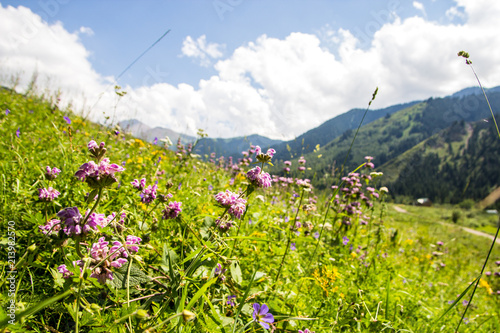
[
  {"left": 246, "top": 166, "right": 272, "bottom": 188},
  {"left": 284, "top": 160, "right": 292, "bottom": 166},
  {"left": 58, "top": 264, "right": 73, "bottom": 279},
  {"left": 342, "top": 236, "right": 349, "bottom": 246},
  {"left": 57, "top": 207, "right": 84, "bottom": 236},
  {"left": 39, "top": 219, "right": 62, "bottom": 236},
  {"left": 162, "top": 201, "right": 182, "bottom": 219},
  {"left": 131, "top": 178, "right": 146, "bottom": 191},
  {"left": 299, "top": 329, "right": 315, "bottom": 333},
  {"left": 16, "top": 127, "right": 20, "bottom": 138},
  {"left": 5, "top": 109, "right": 10, "bottom": 115},
  {"left": 291, "top": 243, "right": 296, "bottom": 251},
  {"left": 314, "top": 232, "right": 320, "bottom": 239},
  {"left": 141, "top": 184, "right": 158, "bottom": 204},
  {"left": 63, "top": 116, "right": 71, "bottom": 124},
  {"left": 153, "top": 137, "right": 158, "bottom": 145},
  {"left": 75, "top": 158, "right": 125, "bottom": 188},
  {"left": 227, "top": 295, "right": 236, "bottom": 306},
  {"left": 215, "top": 190, "right": 247, "bottom": 219},
  {"left": 214, "top": 263, "right": 227, "bottom": 281},
  {"left": 38, "top": 187, "right": 60, "bottom": 202},
  {"left": 45, "top": 166, "right": 61, "bottom": 180},
  {"left": 252, "top": 303, "right": 274, "bottom": 330}
]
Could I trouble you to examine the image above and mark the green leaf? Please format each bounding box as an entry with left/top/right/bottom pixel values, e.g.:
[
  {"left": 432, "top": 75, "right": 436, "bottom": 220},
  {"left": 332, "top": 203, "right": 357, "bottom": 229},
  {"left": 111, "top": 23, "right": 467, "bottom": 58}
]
[
  {"left": 230, "top": 262, "right": 243, "bottom": 285},
  {"left": 110, "top": 261, "right": 149, "bottom": 289}
]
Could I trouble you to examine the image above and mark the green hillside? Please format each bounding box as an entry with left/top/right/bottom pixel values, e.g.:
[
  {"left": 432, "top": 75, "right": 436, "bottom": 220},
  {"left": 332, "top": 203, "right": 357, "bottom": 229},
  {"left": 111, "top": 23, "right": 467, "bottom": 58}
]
[{"left": 1, "top": 87, "right": 500, "bottom": 332}]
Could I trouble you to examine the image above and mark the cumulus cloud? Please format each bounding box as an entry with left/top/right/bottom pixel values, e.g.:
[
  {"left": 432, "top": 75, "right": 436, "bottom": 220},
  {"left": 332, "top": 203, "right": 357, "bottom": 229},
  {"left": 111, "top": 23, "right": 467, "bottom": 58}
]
[
  {"left": 181, "top": 35, "right": 224, "bottom": 67},
  {"left": 1, "top": 1, "right": 500, "bottom": 141}
]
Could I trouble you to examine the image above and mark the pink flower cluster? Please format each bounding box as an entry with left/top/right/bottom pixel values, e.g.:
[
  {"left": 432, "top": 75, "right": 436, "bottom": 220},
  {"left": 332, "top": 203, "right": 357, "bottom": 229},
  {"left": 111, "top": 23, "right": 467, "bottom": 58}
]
[
  {"left": 246, "top": 166, "right": 272, "bottom": 188},
  {"left": 58, "top": 235, "right": 141, "bottom": 284},
  {"left": 38, "top": 187, "right": 60, "bottom": 202},
  {"left": 215, "top": 190, "right": 247, "bottom": 219},
  {"left": 162, "top": 201, "right": 182, "bottom": 219},
  {"left": 39, "top": 207, "right": 113, "bottom": 237},
  {"left": 45, "top": 166, "right": 61, "bottom": 180},
  {"left": 75, "top": 158, "right": 125, "bottom": 188}
]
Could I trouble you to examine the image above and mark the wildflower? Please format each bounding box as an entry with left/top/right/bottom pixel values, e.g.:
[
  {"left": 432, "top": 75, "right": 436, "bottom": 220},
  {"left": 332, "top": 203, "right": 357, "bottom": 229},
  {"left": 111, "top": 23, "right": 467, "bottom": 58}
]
[
  {"left": 45, "top": 166, "right": 61, "bottom": 180},
  {"left": 314, "top": 232, "right": 320, "bottom": 239},
  {"left": 298, "top": 157, "right": 306, "bottom": 164},
  {"left": 57, "top": 207, "right": 84, "bottom": 235},
  {"left": 215, "top": 190, "right": 247, "bottom": 219},
  {"left": 162, "top": 201, "right": 182, "bottom": 219},
  {"left": 214, "top": 263, "right": 227, "bottom": 281},
  {"left": 87, "top": 140, "right": 107, "bottom": 160},
  {"left": 342, "top": 236, "right": 349, "bottom": 246},
  {"left": 298, "top": 166, "right": 306, "bottom": 172},
  {"left": 437, "top": 241, "right": 444, "bottom": 246},
  {"left": 299, "top": 329, "right": 315, "bottom": 333},
  {"left": 140, "top": 184, "right": 158, "bottom": 204},
  {"left": 16, "top": 127, "right": 20, "bottom": 138},
  {"left": 39, "top": 219, "right": 62, "bottom": 236},
  {"left": 63, "top": 116, "right": 71, "bottom": 124},
  {"left": 246, "top": 166, "right": 272, "bottom": 188},
  {"left": 254, "top": 146, "right": 276, "bottom": 164},
  {"left": 131, "top": 178, "right": 146, "bottom": 191},
  {"left": 153, "top": 137, "right": 158, "bottom": 145},
  {"left": 291, "top": 242, "right": 296, "bottom": 251},
  {"left": 284, "top": 160, "right": 292, "bottom": 166},
  {"left": 252, "top": 303, "right": 274, "bottom": 330},
  {"left": 75, "top": 158, "right": 125, "bottom": 188},
  {"left": 38, "top": 187, "right": 60, "bottom": 202},
  {"left": 5, "top": 109, "right": 10, "bottom": 115},
  {"left": 58, "top": 264, "right": 73, "bottom": 279},
  {"left": 227, "top": 295, "right": 236, "bottom": 306}
]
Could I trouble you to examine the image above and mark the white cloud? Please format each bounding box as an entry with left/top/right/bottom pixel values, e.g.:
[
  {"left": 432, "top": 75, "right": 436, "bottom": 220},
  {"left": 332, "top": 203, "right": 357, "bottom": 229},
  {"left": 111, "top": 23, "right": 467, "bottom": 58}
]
[
  {"left": 1, "top": 1, "right": 500, "bottom": 141},
  {"left": 181, "top": 35, "right": 224, "bottom": 67},
  {"left": 79, "top": 26, "right": 94, "bottom": 36},
  {"left": 413, "top": 1, "right": 427, "bottom": 16}
]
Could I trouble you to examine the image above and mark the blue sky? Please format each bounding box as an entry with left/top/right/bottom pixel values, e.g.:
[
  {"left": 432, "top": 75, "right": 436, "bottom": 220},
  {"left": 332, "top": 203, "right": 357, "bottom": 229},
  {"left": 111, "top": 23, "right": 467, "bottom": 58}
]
[{"left": 1, "top": 0, "right": 499, "bottom": 140}]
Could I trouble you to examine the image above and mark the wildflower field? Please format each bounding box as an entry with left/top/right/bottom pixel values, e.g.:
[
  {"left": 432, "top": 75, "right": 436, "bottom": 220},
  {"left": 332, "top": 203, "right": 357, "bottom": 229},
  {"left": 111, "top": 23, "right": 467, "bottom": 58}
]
[{"left": 0, "top": 85, "right": 499, "bottom": 333}]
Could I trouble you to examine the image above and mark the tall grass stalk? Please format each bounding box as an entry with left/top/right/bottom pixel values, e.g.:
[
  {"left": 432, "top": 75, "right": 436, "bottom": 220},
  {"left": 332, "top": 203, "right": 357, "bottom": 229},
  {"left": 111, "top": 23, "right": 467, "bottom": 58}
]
[{"left": 455, "top": 51, "right": 500, "bottom": 332}]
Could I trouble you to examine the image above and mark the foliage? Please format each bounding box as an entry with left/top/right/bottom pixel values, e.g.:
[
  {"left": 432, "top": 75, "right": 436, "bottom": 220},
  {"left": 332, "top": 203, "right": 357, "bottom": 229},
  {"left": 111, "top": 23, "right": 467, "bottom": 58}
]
[{"left": 0, "top": 87, "right": 499, "bottom": 333}]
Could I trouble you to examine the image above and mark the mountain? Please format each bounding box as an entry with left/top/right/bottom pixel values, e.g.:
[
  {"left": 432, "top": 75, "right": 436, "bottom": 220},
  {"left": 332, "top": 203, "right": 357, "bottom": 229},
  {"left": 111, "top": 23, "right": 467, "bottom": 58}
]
[
  {"left": 118, "top": 119, "right": 195, "bottom": 148},
  {"left": 281, "top": 88, "right": 500, "bottom": 197},
  {"left": 273, "top": 101, "right": 421, "bottom": 160},
  {"left": 382, "top": 118, "right": 500, "bottom": 204},
  {"left": 194, "top": 135, "right": 283, "bottom": 159}
]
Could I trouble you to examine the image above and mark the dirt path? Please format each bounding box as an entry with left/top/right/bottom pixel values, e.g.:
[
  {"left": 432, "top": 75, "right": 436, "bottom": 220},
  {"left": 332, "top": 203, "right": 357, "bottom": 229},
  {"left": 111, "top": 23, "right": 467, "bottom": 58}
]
[{"left": 392, "top": 205, "right": 500, "bottom": 244}]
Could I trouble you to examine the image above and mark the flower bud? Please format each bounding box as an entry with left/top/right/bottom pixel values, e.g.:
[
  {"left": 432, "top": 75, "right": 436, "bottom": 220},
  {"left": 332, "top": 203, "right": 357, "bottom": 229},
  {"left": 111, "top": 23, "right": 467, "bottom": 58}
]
[{"left": 182, "top": 309, "right": 196, "bottom": 322}]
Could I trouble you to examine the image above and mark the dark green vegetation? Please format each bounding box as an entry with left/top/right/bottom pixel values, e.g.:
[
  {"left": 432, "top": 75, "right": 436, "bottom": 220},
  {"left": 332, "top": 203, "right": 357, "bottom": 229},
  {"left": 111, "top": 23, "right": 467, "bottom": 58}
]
[
  {"left": 1, "top": 86, "right": 499, "bottom": 332},
  {"left": 275, "top": 88, "right": 500, "bottom": 205}
]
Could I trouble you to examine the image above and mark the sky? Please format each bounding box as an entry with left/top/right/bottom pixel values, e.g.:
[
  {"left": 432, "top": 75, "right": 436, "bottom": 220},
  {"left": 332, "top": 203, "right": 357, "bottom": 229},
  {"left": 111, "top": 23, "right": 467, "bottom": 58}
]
[{"left": 1, "top": 0, "right": 500, "bottom": 140}]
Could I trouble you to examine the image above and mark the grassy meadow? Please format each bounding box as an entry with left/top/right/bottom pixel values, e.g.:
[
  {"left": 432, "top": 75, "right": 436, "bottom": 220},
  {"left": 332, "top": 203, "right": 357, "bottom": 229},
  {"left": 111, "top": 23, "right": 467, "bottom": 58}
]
[{"left": 0, "top": 85, "right": 499, "bottom": 333}]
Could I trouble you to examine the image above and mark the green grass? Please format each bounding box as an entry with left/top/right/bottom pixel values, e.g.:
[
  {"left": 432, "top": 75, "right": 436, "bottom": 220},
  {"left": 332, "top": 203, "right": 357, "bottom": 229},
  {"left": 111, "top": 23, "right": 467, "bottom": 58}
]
[{"left": 0, "top": 87, "right": 499, "bottom": 332}]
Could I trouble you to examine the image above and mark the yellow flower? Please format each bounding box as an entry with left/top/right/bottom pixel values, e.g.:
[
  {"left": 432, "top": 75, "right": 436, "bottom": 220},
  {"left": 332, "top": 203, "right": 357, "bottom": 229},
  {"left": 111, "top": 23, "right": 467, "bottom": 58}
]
[
  {"left": 479, "top": 279, "right": 493, "bottom": 295},
  {"left": 136, "top": 157, "right": 143, "bottom": 164},
  {"left": 350, "top": 252, "right": 357, "bottom": 258}
]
